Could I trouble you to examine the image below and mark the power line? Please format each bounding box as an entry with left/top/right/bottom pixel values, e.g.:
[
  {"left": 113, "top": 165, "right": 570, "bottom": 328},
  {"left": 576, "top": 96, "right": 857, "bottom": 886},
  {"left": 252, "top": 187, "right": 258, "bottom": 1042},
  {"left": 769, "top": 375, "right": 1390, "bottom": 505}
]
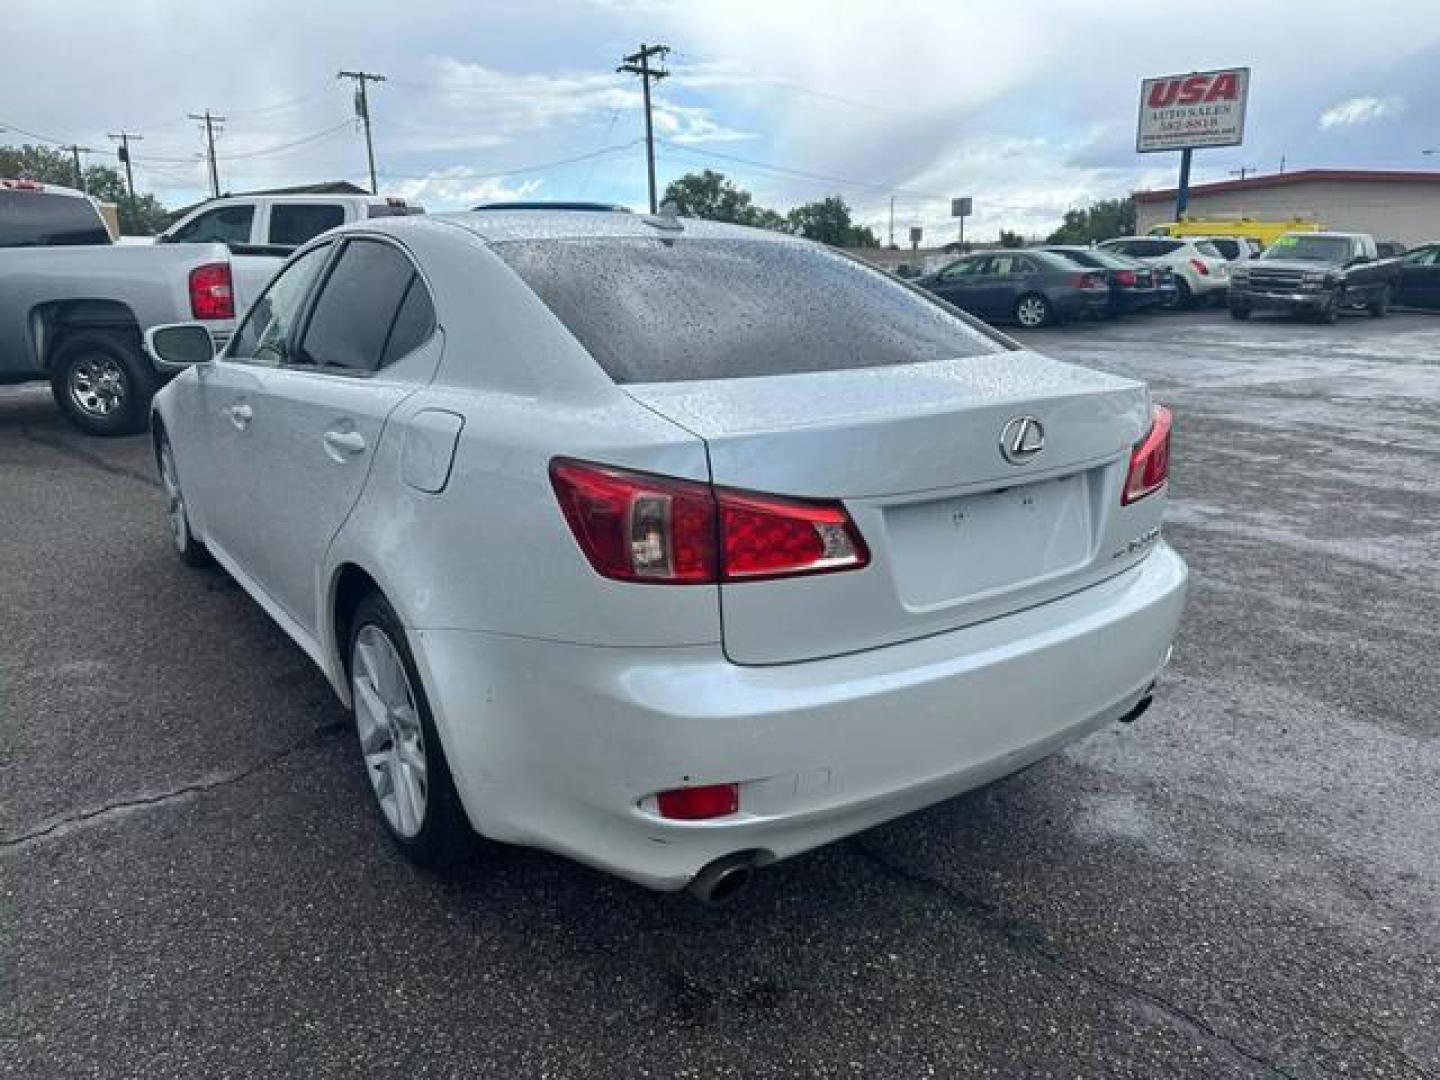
[
  {"left": 377, "top": 140, "right": 643, "bottom": 183},
  {"left": 212, "top": 121, "right": 353, "bottom": 161},
  {"left": 338, "top": 70, "right": 386, "bottom": 194},
  {"left": 658, "top": 141, "right": 950, "bottom": 201},
  {"left": 618, "top": 43, "right": 669, "bottom": 213},
  {"left": 0, "top": 120, "right": 68, "bottom": 146}
]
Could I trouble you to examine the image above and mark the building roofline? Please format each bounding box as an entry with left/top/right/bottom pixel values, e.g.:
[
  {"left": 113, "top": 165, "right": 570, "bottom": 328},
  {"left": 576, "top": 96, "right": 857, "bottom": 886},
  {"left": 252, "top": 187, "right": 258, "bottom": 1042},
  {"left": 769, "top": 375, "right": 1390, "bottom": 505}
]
[{"left": 1134, "top": 168, "right": 1440, "bottom": 203}]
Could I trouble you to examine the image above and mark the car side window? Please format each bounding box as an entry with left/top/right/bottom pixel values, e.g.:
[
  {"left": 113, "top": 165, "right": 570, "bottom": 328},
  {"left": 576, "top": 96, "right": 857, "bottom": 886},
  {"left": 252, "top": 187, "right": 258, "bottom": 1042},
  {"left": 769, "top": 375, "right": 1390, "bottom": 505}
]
[
  {"left": 168, "top": 206, "right": 254, "bottom": 245},
  {"left": 940, "top": 258, "right": 978, "bottom": 280},
  {"left": 1403, "top": 247, "right": 1438, "bottom": 266},
  {"left": 268, "top": 203, "right": 346, "bottom": 247},
  {"left": 297, "top": 239, "right": 429, "bottom": 373},
  {"left": 227, "top": 244, "right": 332, "bottom": 365}
]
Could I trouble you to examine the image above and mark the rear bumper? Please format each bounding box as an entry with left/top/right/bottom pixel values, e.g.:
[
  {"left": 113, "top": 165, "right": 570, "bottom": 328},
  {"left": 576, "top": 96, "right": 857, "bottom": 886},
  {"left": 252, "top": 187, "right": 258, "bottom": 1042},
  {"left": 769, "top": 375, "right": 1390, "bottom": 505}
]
[
  {"left": 413, "top": 543, "right": 1188, "bottom": 891},
  {"left": 1054, "top": 289, "right": 1113, "bottom": 319}
]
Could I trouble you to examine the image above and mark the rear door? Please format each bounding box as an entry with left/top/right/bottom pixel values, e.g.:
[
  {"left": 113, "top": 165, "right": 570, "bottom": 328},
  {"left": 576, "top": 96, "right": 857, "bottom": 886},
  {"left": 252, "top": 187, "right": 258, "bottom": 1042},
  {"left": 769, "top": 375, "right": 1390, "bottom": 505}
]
[
  {"left": 1397, "top": 246, "right": 1440, "bottom": 308},
  {"left": 241, "top": 236, "right": 440, "bottom": 636},
  {"left": 926, "top": 256, "right": 987, "bottom": 313}
]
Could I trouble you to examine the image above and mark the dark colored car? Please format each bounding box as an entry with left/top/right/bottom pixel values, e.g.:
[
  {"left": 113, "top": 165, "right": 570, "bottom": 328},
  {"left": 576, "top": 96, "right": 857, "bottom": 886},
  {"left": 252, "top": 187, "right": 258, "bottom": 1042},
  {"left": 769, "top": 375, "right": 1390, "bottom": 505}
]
[
  {"left": 1396, "top": 244, "right": 1440, "bottom": 309},
  {"left": 1037, "top": 246, "right": 1163, "bottom": 316},
  {"left": 917, "top": 250, "right": 1110, "bottom": 328}
]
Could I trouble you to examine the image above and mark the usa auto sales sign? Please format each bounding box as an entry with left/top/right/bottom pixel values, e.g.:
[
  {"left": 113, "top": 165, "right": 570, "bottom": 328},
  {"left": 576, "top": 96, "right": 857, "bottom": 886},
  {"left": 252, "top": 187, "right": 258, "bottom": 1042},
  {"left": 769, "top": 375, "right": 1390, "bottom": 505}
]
[{"left": 1136, "top": 68, "right": 1250, "bottom": 152}]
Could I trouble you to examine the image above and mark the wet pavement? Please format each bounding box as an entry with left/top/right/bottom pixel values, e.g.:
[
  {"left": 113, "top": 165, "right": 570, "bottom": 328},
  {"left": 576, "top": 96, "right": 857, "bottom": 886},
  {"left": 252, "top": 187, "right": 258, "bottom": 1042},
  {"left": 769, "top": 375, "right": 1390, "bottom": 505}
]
[{"left": 3, "top": 309, "right": 1438, "bottom": 1078}]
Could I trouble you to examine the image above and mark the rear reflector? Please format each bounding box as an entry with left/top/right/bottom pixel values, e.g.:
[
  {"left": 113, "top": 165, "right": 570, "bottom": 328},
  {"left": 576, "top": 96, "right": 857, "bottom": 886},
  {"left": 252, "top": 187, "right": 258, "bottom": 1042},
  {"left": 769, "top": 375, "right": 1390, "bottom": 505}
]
[
  {"left": 549, "top": 459, "right": 869, "bottom": 585},
  {"left": 189, "top": 262, "right": 235, "bottom": 320},
  {"left": 1123, "top": 404, "right": 1172, "bottom": 504},
  {"left": 657, "top": 783, "right": 739, "bottom": 820}
]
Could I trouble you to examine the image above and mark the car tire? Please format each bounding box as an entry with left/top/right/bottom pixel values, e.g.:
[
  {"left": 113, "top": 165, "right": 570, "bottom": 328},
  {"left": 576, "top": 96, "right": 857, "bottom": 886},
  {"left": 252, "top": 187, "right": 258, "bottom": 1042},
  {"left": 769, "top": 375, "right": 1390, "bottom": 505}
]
[
  {"left": 1013, "top": 293, "right": 1054, "bottom": 329},
  {"left": 49, "top": 330, "right": 155, "bottom": 437},
  {"left": 1317, "top": 296, "right": 1340, "bottom": 324},
  {"left": 1229, "top": 304, "right": 1251, "bottom": 320},
  {"left": 348, "top": 591, "right": 469, "bottom": 867},
  {"left": 155, "top": 428, "right": 212, "bottom": 568},
  {"left": 1368, "top": 286, "right": 1391, "bottom": 318},
  {"left": 1174, "top": 278, "right": 1194, "bottom": 308}
]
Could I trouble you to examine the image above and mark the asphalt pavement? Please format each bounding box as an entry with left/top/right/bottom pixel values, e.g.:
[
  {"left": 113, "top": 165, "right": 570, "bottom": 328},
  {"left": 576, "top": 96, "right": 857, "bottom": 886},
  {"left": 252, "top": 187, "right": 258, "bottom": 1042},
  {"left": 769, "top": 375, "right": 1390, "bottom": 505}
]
[{"left": 3, "top": 309, "right": 1438, "bottom": 1079}]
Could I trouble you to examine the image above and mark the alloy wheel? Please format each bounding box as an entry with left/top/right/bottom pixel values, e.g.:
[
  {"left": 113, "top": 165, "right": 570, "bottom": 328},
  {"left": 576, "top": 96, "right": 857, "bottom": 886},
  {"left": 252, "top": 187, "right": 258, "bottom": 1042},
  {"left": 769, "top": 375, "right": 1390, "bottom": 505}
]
[
  {"left": 158, "top": 441, "right": 188, "bottom": 551},
  {"left": 1016, "top": 297, "right": 1048, "bottom": 328},
  {"left": 68, "top": 354, "right": 127, "bottom": 418},
  {"left": 352, "top": 624, "right": 429, "bottom": 838}
]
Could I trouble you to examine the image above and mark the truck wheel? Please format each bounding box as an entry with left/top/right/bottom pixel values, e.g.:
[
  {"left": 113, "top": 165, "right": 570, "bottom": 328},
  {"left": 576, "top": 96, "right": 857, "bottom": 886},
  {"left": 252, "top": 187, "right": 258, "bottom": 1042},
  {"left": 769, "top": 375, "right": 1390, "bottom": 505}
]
[
  {"left": 1368, "top": 286, "right": 1391, "bottom": 318},
  {"left": 1174, "top": 279, "right": 1193, "bottom": 308},
  {"left": 49, "top": 331, "right": 155, "bottom": 436},
  {"left": 1317, "top": 297, "right": 1339, "bottom": 324}
]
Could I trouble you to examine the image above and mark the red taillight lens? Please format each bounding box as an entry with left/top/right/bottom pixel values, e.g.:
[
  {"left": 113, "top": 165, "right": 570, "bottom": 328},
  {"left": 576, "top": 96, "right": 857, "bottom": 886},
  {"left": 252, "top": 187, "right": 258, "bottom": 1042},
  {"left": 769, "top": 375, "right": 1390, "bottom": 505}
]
[
  {"left": 549, "top": 460, "right": 716, "bottom": 583},
  {"left": 189, "top": 262, "right": 235, "bottom": 320},
  {"left": 549, "top": 459, "right": 869, "bottom": 584},
  {"left": 1114, "top": 269, "right": 1137, "bottom": 286},
  {"left": 1189, "top": 258, "right": 1209, "bottom": 277},
  {"left": 1123, "top": 405, "right": 1172, "bottom": 505},
  {"left": 656, "top": 783, "right": 740, "bottom": 820},
  {"left": 718, "top": 489, "right": 868, "bottom": 580}
]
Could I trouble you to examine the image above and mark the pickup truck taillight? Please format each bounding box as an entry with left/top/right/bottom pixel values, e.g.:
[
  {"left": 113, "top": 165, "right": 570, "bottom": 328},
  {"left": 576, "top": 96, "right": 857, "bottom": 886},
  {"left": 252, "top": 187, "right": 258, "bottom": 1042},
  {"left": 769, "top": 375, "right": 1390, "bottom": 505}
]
[
  {"left": 1123, "top": 405, "right": 1173, "bottom": 505},
  {"left": 1189, "top": 258, "right": 1210, "bottom": 277},
  {"left": 549, "top": 459, "right": 870, "bottom": 584},
  {"left": 189, "top": 262, "right": 235, "bottom": 320}
]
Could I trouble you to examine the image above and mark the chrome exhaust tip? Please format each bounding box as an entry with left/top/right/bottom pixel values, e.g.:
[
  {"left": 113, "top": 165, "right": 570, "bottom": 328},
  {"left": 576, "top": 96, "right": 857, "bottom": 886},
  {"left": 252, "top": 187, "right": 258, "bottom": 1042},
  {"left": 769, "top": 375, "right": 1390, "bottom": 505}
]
[{"left": 687, "top": 853, "right": 759, "bottom": 906}]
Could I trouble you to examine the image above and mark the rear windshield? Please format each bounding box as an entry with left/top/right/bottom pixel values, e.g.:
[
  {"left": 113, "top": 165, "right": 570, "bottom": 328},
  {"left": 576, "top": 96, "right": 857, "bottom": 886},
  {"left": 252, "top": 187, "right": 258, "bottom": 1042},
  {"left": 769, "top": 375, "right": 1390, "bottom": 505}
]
[
  {"left": 0, "top": 189, "right": 110, "bottom": 247},
  {"left": 493, "top": 237, "right": 1004, "bottom": 384},
  {"left": 1104, "top": 239, "right": 1180, "bottom": 258}
]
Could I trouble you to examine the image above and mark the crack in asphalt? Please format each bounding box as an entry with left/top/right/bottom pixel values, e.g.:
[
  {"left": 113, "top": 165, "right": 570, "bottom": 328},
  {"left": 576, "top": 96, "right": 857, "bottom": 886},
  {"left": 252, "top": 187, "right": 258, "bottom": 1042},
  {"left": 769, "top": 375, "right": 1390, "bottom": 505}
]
[
  {"left": 18, "top": 424, "right": 159, "bottom": 488},
  {"left": 0, "top": 722, "right": 346, "bottom": 851},
  {"left": 849, "top": 838, "right": 1309, "bottom": 1080}
]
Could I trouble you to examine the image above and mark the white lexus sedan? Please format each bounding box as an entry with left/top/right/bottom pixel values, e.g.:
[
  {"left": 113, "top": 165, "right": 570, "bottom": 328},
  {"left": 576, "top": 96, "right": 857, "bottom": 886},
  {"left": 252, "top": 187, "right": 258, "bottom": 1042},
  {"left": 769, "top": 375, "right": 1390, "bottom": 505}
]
[{"left": 146, "top": 209, "right": 1187, "bottom": 903}]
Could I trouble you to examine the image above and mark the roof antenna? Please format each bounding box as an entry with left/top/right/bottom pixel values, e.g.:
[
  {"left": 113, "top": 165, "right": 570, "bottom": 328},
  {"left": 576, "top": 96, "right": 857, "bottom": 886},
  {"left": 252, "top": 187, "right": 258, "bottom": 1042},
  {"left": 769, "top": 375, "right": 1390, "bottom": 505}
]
[{"left": 644, "top": 199, "right": 683, "bottom": 231}]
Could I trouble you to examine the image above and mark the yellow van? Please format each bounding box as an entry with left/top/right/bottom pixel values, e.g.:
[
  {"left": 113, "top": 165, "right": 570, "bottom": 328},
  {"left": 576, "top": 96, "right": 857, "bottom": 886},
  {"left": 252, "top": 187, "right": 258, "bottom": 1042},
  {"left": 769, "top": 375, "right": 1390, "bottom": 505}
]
[{"left": 1149, "top": 218, "right": 1322, "bottom": 249}]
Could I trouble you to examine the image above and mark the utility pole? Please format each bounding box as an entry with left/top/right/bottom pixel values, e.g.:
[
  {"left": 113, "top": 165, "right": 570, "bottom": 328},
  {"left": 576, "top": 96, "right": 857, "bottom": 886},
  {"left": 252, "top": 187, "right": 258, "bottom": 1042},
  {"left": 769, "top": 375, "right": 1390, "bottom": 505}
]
[
  {"left": 1229, "top": 166, "right": 1255, "bottom": 181},
  {"left": 889, "top": 196, "right": 895, "bottom": 248},
  {"left": 188, "top": 111, "right": 226, "bottom": 198},
  {"left": 618, "top": 43, "right": 669, "bottom": 213},
  {"left": 107, "top": 131, "right": 144, "bottom": 196},
  {"left": 338, "top": 70, "right": 386, "bottom": 194},
  {"left": 62, "top": 145, "right": 94, "bottom": 192}
]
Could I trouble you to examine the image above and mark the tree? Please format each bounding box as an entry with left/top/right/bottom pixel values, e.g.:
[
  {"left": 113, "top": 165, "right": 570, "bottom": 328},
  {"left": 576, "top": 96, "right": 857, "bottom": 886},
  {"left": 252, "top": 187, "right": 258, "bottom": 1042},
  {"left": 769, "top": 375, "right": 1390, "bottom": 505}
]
[
  {"left": 1045, "top": 197, "right": 1136, "bottom": 245},
  {"left": 1, "top": 142, "right": 172, "bottom": 235},
  {"left": 662, "top": 169, "right": 785, "bottom": 231},
  {"left": 998, "top": 228, "right": 1026, "bottom": 249},
  {"left": 786, "top": 195, "right": 879, "bottom": 247}
]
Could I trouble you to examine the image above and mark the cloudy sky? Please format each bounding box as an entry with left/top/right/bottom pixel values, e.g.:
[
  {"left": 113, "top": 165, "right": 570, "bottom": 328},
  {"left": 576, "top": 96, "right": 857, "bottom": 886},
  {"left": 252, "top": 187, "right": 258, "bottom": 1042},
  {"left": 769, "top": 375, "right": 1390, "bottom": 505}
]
[{"left": 4, "top": 0, "right": 1437, "bottom": 239}]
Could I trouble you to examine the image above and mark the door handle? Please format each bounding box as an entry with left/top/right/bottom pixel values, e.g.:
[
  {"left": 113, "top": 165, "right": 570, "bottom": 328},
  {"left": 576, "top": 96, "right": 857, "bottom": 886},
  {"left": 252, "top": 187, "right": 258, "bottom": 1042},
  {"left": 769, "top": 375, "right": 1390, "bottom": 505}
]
[
  {"left": 228, "top": 402, "right": 253, "bottom": 430},
  {"left": 323, "top": 429, "right": 367, "bottom": 456}
]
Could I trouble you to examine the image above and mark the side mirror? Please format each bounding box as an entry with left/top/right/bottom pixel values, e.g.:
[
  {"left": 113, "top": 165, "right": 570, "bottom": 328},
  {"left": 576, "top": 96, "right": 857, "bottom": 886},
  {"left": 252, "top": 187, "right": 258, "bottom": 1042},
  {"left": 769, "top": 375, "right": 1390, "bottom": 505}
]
[{"left": 145, "top": 323, "right": 216, "bottom": 370}]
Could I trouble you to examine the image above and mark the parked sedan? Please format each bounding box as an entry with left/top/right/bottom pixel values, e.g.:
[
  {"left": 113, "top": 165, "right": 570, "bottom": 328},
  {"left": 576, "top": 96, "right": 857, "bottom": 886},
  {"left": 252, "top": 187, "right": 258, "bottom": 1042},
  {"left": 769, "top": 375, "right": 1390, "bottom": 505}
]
[
  {"left": 1035, "top": 246, "right": 1163, "bottom": 316},
  {"left": 1396, "top": 243, "right": 1440, "bottom": 309},
  {"left": 916, "top": 250, "right": 1111, "bottom": 327},
  {"left": 1098, "top": 237, "right": 1230, "bottom": 307},
  {"left": 146, "top": 211, "right": 1186, "bottom": 902}
]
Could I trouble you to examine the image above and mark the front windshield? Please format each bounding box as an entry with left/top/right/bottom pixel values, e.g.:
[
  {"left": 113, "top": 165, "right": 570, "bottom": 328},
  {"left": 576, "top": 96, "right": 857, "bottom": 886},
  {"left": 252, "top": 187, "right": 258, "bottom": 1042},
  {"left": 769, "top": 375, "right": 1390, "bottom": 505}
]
[{"left": 1263, "top": 235, "right": 1352, "bottom": 262}]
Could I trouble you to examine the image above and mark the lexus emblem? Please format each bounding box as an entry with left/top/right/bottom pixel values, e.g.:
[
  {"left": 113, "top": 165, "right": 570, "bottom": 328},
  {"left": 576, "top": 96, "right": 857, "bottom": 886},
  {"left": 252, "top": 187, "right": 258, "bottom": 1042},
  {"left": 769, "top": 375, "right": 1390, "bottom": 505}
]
[{"left": 999, "top": 416, "right": 1045, "bottom": 465}]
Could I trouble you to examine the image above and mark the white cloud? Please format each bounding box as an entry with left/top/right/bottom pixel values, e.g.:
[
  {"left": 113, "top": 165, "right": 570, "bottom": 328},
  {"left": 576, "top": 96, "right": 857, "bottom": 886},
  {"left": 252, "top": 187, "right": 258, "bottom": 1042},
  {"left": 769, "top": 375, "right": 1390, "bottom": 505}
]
[
  {"left": 1318, "top": 95, "right": 1405, "bottom": 128},
  {"left": 384, "top": 168, "right": 543, "bottom": 210}
]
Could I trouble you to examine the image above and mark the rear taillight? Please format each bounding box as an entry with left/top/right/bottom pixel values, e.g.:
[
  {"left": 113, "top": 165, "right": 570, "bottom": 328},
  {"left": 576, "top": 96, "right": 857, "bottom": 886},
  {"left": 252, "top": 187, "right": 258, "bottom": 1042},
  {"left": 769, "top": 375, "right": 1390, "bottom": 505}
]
[
  {"left": 189, "top": 262, "right": 234, "bottom": 320},
  {"left": 1189, "top": 258, "right": 1210, "bottom": 277},
  {"left": 656, "top": 783, "right": 739, "bottom": 820},
  {"left": 1114, "top": 269, "right": 1137, "bottom": 286},
  {"left": 1068, "top": 273, "right": 1103, "bottom": 289},
  {"left": 549, "top": 459, "right": 869, "bottom": 584},
  {"left": 1123, "top": 405, "right": 1172, "bottom": 505}
]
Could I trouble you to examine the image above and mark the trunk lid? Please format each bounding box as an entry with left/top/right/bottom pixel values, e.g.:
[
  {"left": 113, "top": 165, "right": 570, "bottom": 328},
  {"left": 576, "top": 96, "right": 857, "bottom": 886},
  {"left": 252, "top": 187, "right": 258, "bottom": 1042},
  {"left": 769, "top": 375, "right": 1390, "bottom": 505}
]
[{"left": 626, "top": 351, "right": 1157, "bottom": 664}]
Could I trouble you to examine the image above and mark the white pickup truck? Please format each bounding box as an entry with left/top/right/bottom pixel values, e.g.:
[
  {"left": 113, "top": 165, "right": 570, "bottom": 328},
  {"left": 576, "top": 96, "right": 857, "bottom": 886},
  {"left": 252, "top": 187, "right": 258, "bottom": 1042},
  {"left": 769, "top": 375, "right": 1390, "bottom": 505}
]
[{"left": 0, "top": 181, "right": 421, "bottom": 434}]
